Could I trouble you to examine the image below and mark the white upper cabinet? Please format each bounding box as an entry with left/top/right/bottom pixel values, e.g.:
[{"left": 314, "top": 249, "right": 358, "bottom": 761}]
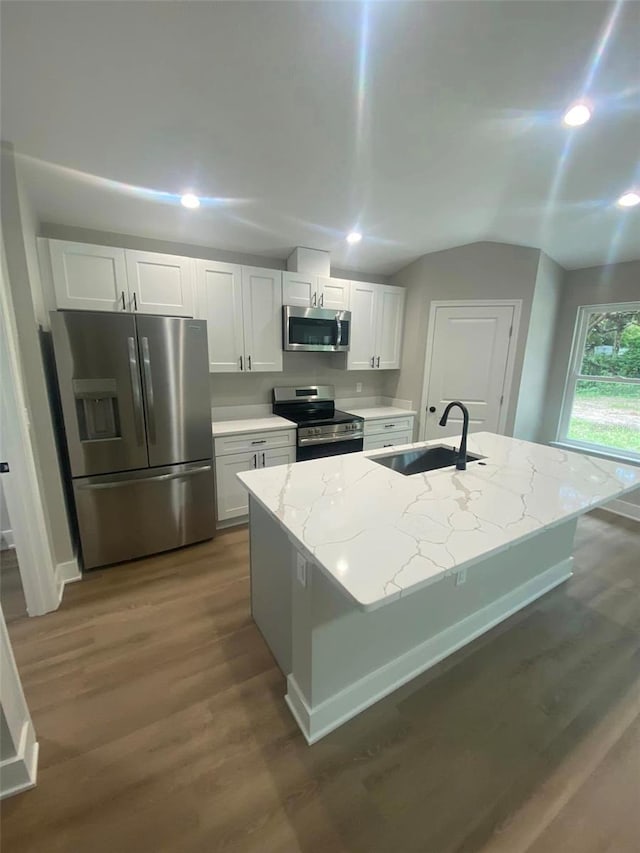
[
  {"left": 45, "top": 240, "right": 195, "bottom": 316},
  {"left": 376, "top": 286, "right": 405, "bottom": 369},
  {"left": 195, "top": 260, "right": 244, "bottom": 372},
  {"left": 48, "top": 240, "right": 128, "bottom": 312},
  {"left": 347, "top": 282, "right": 378, "bottom": 370},
  {"left": 125, "top": 251, "right": 194, "bottom": 316},
  {"left": 347, "top": 282, "right": 405, "bottom": 370},
  {"left": 242, "top": 267, "right": 283, "bottom": 372},
  {"left": 318, "top": 276, "right": 350, "bottom": 311},
  {"left": 196, "top": 263, "right": 282, "bottom": 373},
  {"left": 283, "top": 272, "right": 351, "bottom": 311},
  {"left": 282, "top": 272, "right": 317, "bottom": 308}
]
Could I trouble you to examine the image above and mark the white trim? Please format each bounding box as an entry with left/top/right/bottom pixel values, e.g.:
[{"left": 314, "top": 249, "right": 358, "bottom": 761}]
[
  {"left": 0, "top": 236, "right": 60, "bottom": 616},
  {"left": 0, "top": 720, "right": 39, "bottom": 800},
  {"left": 418, "top": 299, "right": 522, "bottom": 441},
  {"left": 286, "top": 558, "right": 573, "bottom": 744},
  {"left": 557, "top": 302, "right": 640, "bottom": 462},
  {"left": 602, "top": 499, "right": 640, "bottom": 522},
  {"left": 550, "top": 440, "right": 640, "bottom": 468},
  {"left": 1, "top": 529, "right": 15, "bottom": 550},
  {"left": 56, "top": 557, "right": 82, "bottom": 601}
]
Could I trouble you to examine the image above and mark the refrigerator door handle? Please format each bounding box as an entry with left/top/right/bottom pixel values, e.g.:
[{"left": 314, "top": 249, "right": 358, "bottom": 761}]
[
  {"left": 127, "top": 337, "right": 145, "bottom": 445},
  {"left": 141, "top": 336, "right": 156, "bottom": 442},
  {"left": 76, "top": 464, "right": 213, "bottom": 490}
]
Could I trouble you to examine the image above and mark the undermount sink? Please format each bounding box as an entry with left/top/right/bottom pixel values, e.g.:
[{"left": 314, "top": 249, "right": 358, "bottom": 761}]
[{"left": 371, "top": 444, "right": 484, "bottom": 476}]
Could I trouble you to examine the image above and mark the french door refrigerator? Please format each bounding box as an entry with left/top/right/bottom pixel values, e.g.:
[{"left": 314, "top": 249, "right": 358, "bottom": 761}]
[{"left": 51, "top": 310, "right": 215, "bottom": 569}]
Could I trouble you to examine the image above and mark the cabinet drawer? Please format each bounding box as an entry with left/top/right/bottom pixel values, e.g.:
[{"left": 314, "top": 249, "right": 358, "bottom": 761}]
[
  {"left": 364, "top": 431, "right": 413, "bottom": 451},
  {"left": 364, "top": 417, "right": 414, "bottom": 437},
  {"left": 214, "top": 429, "right": 295, "bottom": 457}
]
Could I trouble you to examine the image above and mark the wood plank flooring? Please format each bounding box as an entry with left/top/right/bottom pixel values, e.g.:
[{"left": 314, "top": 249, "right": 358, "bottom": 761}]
[{"left": 1, "top": 510, "right": 639, "bottom": 852}]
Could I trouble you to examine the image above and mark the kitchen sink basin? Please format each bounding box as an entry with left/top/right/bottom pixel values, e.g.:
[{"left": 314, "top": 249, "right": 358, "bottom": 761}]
[{"left": 371, "top": 445, "right": 484, "bottom": 476}]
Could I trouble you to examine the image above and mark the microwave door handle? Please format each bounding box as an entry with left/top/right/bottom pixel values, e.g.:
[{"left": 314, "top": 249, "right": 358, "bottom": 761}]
[{"left": 335, "top": 316, "right": 341, "bottom": 348}]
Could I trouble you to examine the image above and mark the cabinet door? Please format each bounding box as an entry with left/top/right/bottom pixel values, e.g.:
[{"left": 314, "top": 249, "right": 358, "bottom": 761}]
[
  {"left": 242, "top": 267, "right": 283, "bottom": 372},
  {"left": 318, "top": 277, "right": 350, "bottom": 310},
  {"left": 48, "top": 240, "right": 128, "bottom": 312},
  {"left": 195, "top": 260, "right": 245, "bottom": 372},
  {"left": 375, "top": 285, "right": 405, "bottom": 370},
  {"left": 262, "top": 446, "right": 296, "bottom": 468},
  {"left": 282, "top": 272, "right": 317, "bottom": 308},
  {"left": 346, "top": 282, "right": 377, "bottom": 370},
  {"left": 364, "top": 432, "right": 412, "bottom": 451},
  {"left": 125, "top": 251, "right": 194, "bottom": 316},
  {"left": 215, "top": 450, "right": 257, "bottom": 521}
]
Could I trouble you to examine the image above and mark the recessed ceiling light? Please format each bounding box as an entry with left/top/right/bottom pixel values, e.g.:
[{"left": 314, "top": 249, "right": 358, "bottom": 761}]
[
  {"left": 562, "top": 102, "right": 592, "bottom": 127},
  {"left": 346, "top": 231, "right": 362, "bottom": 245},
  {"left": 617, "top": 190, "right": 640, "bottom": 208},
  {"left": 180, "top": 193, "right": 200, "bottom": 209}
]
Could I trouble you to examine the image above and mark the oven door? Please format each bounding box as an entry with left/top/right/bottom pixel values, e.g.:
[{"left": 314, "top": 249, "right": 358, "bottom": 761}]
[
  {"left": 297, "top": 435, "right": 363, "bottom": 461},
  {"left": 283, "top": 306, "right": 351, "bottom": 352}
]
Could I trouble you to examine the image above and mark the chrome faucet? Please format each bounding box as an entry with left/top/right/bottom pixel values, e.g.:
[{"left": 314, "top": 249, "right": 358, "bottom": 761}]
[{"left": 438, "top": 401, "right": 470, "bottom": 470}]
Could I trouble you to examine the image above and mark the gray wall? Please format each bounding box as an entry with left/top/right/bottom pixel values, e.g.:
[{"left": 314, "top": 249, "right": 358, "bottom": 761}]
[
  {"left": 386, "top": 241, "right": 541, "bottom": 434},
  {"left": 1, "top": 143, "right": 75, "bottom": 566},
  {"left": 513, "top": 252, "right": 564, "bottom": 441},
  {"left": 540, "top": 259, "right": 640, "bottom": 509},
  {"left": 211, "top": 352, "right": 388, "bottom": 408}
]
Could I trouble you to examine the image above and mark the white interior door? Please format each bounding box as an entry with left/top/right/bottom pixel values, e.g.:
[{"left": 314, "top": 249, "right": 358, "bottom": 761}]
[{"left": 422, "top": 304, "right": 515, "bottom": 439}]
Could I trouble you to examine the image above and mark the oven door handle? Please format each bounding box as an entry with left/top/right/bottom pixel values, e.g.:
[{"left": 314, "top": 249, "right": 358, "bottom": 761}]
[{"left": 298, "top": 433, "right": 363, "bottom": 447}]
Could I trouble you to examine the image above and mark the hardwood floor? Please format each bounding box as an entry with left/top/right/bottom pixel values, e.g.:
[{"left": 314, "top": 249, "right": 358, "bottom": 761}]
[
  {"left": 1, "top": 547, "right": 27, "bottom": 623},
  {"left": 1, "top": 510, "right": 639, "bottom": 853}
]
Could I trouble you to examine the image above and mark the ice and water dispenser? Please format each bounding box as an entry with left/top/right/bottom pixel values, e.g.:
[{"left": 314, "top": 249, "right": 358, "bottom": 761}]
[{"left": 72, "top": 379, "right": 121, "bottom": 442}]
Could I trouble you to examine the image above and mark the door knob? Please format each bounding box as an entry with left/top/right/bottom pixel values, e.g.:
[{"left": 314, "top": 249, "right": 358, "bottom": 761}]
[{"left": 428, "top": 406, "right": 436, "bottom": 413}]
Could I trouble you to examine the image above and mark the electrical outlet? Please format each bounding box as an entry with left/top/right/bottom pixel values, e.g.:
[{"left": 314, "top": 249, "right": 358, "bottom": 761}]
[
  {"left": 356, "top": 382, "right": 363, "bottom": 393},
  {"left": 296, "top": 553, "right": 307, "bottom": 586},
  {"left": 455, "top": 568, "right": 467, "bottom": 586}
]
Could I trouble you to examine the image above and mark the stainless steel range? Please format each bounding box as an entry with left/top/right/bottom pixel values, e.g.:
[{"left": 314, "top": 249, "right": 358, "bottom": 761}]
[{"left": 272, "top": 386, "right": 364, "bottom": 461}]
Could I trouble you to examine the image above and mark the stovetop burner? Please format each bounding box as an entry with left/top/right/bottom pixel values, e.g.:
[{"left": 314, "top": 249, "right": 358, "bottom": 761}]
[{"left": 272, "top": 385, "right": 364, "bottom": 457}]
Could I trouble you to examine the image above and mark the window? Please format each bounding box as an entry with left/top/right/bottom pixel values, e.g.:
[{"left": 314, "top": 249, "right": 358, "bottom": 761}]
[{"left": 559, "top": 303, "right": 640, "bottom": 460}]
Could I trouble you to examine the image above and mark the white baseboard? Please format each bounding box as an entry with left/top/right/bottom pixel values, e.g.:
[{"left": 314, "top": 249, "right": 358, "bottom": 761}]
[
  {"left": 602, "top": 499, "right": 640, "bottom": 522},
  {"left": 0, "top": 720, "right": 39, "bottom": 800},
  {"left": 286, "top": 558, "right": 573, "bottom": 744},
  {"left": 1, "top": 528, "right": 15, "bottom": 550},
  {"left": 216, "top": 516, "right": 248, "bottom": 530},
  {"left": 56, "top": 556, "right": 81, "bottom": 602}
]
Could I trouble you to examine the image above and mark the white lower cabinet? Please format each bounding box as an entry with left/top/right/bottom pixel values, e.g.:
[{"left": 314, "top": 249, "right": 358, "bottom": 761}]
[
  {"left": 362, "top": 415, "right": 415, "bottom": 451},
  {"left": 364, "top": 432, "right": 413, "bottom": 451},
  {"left": 214, "top": 428, "right": 295, "bottom": 523}
]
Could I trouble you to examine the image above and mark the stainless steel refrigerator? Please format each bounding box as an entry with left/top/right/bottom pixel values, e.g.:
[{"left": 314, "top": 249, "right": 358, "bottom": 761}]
[{"left": 51, "top": 310, "right": 215, "bottom": 569}]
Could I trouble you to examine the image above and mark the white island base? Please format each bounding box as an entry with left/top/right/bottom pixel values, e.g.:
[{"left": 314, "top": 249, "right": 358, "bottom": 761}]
[{"left": 249, "top": 496, "right": 576, "bottom": 744}]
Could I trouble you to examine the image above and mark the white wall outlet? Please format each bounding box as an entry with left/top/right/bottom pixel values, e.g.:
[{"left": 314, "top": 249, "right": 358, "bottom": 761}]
[
  {"left": 296, "top": 553, "right": 307, "bottom": 587},
  {"left": 455, "top": 568, "right": 467, "bottom": 586}
]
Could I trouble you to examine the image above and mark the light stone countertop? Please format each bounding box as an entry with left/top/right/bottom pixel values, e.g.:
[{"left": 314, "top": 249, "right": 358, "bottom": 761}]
[
  {"left": 212, "top": 415, "right": 295, "bottom": 437},
  {"left": 237, "top": 432, "right": 640, "bottom": 611},
  {"left": 343, "top": 406, "right": 417, "bottom": 420}
]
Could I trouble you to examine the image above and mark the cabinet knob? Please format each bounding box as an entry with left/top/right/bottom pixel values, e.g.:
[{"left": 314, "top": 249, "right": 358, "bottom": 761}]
[{"left": 429, "top": 406, "right": 436, "bottom": 413}]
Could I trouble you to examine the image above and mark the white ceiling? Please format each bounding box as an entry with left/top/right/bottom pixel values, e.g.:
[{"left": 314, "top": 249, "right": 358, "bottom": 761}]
[{"left": 2, "top": 1, "right": 639, "bottom": 275}]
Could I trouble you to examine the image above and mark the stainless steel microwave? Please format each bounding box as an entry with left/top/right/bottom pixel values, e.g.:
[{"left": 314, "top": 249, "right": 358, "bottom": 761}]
[{"left": 283, "top": 306, "right": 351, "bottom": 352}]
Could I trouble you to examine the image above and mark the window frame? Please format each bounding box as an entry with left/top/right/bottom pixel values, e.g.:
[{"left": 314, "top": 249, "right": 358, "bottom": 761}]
[{"left": 557, "top": 301, "right": 640, "bottom": 462}]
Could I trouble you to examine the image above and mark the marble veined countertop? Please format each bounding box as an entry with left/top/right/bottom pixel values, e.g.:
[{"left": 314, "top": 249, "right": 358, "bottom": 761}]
[
  {"left": 237, "top": 433, "right": 640, "bottom": 610},
  {"left": 212, "top": 415, "right": 294, "bottom": 437},
  {"left": 343, "top": 406, "right": 417, "bottom": 420}
]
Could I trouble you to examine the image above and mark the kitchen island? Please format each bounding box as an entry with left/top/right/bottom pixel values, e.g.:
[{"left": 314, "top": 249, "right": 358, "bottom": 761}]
[{"left": 238, "top": 433, "right": 639, "bottom": 743}]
